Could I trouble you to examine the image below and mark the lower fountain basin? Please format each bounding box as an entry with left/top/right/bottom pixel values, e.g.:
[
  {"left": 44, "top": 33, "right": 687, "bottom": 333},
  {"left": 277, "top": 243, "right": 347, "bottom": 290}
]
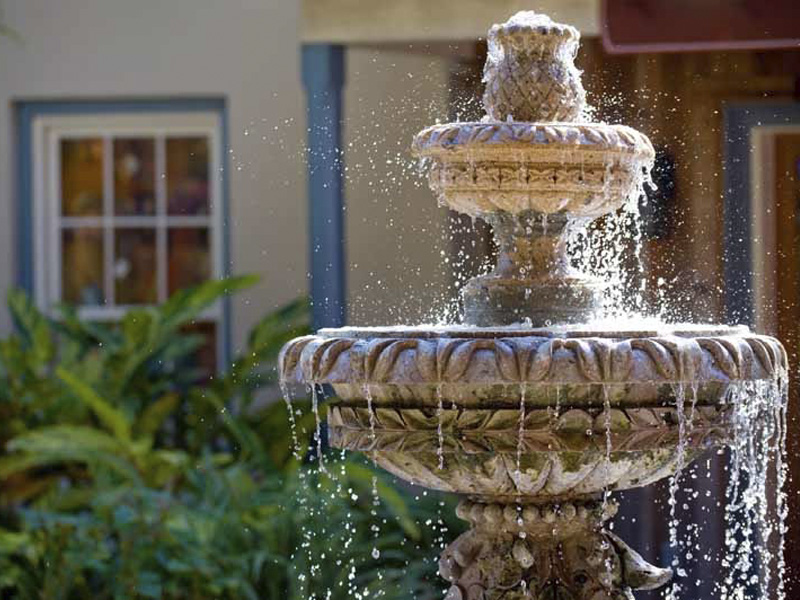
[
  {"left": 328, "top": 403, "right": 722, "bottom": 498},
  {"left": 279, "top": 324, "right": 785, "bottom": 498}
]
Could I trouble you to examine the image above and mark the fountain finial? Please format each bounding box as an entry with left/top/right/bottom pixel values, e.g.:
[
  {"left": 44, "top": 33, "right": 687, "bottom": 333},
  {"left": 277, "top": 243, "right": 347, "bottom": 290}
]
[{"left": 483, "top": 11, "right": 585, "bottom": 122}]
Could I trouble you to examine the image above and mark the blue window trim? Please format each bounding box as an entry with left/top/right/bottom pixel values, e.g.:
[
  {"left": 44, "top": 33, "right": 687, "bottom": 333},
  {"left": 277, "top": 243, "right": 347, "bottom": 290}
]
[
  {"left": 723, "top": 101, "right": 800, "bottom": 327},
  {"left": 14, "top": 97, "right": 233, "bottom": 363}
]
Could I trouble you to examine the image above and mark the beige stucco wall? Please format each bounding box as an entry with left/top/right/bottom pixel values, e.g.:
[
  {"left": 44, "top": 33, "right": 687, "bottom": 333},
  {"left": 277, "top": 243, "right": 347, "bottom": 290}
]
[
  {"left": 302, "top": 0, "right": 600, "bottom": 42},
  {"left": 344, "top": 49, "right": 450, "bottom": 325},
  {"left": 0, "top": 0, "right": 451, "bottom": 351}
]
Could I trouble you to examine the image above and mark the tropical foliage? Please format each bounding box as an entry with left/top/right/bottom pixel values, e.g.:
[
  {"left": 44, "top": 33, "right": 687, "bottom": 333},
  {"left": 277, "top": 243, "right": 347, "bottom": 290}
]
[{"left": 0, "top": 278, "right": 457, "bottom": 599}]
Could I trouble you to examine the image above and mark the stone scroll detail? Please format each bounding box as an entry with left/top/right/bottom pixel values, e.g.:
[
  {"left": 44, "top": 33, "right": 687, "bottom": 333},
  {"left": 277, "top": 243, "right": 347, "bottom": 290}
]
[
  {"left": 279, "top": 333, "right": 787, "bottom": 387},
  {"left": 425, "top": 161, "right": 634, "bottom": 218},
  {"left": 430, "top": 162, "right": 625, "bottom": 192},
  {"left": 327, "top": 404, "right": 730, "bottom": 454}
]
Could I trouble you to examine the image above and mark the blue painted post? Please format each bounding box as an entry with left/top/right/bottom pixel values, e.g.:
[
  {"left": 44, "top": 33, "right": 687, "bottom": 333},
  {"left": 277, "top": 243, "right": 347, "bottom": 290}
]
[{"left": 301, "top": 44, "right": 347, "bottom": 330}]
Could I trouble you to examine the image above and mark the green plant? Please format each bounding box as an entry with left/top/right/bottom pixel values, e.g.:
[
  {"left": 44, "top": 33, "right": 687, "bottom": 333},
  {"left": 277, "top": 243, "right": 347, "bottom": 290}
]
[{"left": 0, "top": 280, "right": 459, "bottom": 599}]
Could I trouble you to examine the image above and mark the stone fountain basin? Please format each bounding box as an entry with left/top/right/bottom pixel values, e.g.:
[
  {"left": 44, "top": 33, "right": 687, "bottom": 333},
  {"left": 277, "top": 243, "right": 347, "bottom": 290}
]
[
  {"left": 411, "top": 122, "right": 655, "bottom": 218},
  {"left": 279, "top": 325, "right": 785, "bottom": 498}
]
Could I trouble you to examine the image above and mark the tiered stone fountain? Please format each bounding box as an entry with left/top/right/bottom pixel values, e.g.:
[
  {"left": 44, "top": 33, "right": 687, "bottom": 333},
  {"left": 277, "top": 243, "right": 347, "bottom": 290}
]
[{"left": 280, "top": 12, "right": 787, "bottom": 600}]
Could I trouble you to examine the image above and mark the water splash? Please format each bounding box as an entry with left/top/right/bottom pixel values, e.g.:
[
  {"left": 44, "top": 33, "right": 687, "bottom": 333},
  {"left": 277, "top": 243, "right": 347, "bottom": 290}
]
[
  {"left": 567, "top": 159, "right": 653, "bottom": 321},
  {"left": 716, "top": 375, "right": 788, "bottom": 600}
]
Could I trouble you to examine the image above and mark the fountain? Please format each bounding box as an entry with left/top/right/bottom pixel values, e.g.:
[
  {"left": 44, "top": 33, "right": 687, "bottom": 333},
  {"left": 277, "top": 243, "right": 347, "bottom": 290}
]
[{"left": 280, "top": 12, "right": 788, "bottom": 600}]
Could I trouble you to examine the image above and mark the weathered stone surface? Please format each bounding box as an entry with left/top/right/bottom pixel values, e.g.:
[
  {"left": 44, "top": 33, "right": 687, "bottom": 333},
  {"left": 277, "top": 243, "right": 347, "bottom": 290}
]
[
  {"left": 440, "top": 499, "right": 671, "bottom": 600},
  {"left": 280, "top": 327, "right": 786, "bottom": 392},
  {"left": 411, "top": 122, "right": 654, "bottom": 220},
  {"left": 482, "top": 12, "right": 585, "bottom": 122}
]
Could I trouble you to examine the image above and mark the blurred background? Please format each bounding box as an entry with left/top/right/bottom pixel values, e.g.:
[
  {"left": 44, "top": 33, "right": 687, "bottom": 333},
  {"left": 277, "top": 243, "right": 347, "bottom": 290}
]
[{"left": 0, "top": 0, "right": 799, "bottom": 598}]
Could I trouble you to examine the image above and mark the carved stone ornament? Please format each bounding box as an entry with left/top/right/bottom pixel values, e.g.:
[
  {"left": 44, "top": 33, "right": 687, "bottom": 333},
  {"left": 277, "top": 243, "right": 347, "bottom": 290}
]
[
  {"left": 280, "top": 10, "right": 788, "bottom": 600},
  {"left": 481, "top": 12, "right": 585, "bottom": 123},
  {"left": 411, "top": 123, "right": 654, "bottom": 219},
  {"left": 440, "top": 499, "right": 671, "bottom": 600}
]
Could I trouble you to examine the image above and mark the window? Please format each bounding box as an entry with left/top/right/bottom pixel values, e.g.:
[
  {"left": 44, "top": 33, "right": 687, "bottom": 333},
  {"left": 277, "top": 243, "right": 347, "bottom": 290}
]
[{"left": 19, "top": 103, "right": 228, "bottom": 370}]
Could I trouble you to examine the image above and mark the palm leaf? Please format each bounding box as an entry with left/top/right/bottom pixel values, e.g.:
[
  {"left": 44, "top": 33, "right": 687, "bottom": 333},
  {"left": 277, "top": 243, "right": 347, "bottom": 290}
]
[{"left": 1, "top": 425, "right": 140, "bottom": 482}]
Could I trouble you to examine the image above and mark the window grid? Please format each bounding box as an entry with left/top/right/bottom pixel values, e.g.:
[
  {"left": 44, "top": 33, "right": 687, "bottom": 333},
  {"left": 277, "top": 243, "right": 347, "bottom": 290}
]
[{"left": 52, "top": 127, "right": 218, "bottom": 318}]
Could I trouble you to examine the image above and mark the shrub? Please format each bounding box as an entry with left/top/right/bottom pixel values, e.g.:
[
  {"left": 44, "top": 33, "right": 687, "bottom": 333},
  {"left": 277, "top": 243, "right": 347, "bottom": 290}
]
[{"left": 0, "top": 279, "right": 458, "bottom": 599}]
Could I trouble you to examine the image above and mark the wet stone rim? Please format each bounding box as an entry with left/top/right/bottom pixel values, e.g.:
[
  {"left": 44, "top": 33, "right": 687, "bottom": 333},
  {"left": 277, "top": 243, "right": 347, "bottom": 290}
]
[
  {"left": 279, "top": 332, "right": 787, "bottom": 386},
  {"left": 411, "top": 122, "right": 655, "bottom": 157}
]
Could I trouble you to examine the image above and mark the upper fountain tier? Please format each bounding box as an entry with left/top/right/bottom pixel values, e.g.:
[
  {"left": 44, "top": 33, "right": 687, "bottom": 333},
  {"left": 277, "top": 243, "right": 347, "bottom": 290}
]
[
  {"left": 412, "top": 11, "right": 654, "bottom": 221},
  {"left": 412, "top": 12, "right": 654, "bottom": 326}
]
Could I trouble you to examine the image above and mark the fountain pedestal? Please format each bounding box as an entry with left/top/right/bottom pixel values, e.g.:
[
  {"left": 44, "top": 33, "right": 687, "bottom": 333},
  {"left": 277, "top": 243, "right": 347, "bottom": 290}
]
[
  {"left": 462, "top": 211, "right": 602, "bottom": 326},
  {"left": 280, "top": 10, "right": 787, "bottom": 600},
  {"left": 442, "top": 499, "right": 669, "bottom": 600}
]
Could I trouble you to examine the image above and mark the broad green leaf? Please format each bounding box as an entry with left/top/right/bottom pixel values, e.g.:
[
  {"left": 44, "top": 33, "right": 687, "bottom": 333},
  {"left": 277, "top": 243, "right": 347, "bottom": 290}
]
[
  {"left": 7, "top": 289, "right": 54, "bottom": 366},
  {"left": 0, "top": 530, "right": 29, "bottom": 555},
  {"left": 2, "top": 425, "right": 139, "bottom": 481},
  {"left": 161, "top": 275, "right": 259, "bottom": 331},
  {"left": 135, "top": 394, "right": 180, "bottom": 439},
  {"left": 56, "top": 367, "right": 132, "bottom": 442}
]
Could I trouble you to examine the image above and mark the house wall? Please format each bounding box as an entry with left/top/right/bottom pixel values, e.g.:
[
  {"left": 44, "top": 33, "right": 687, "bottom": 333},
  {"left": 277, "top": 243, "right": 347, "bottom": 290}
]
[{"left": 0, "top": 0, "right": 451, "bottom": 350}]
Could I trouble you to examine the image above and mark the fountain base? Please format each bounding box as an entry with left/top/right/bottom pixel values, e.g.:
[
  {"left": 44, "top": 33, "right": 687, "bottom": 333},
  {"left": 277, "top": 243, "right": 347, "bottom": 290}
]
[{"left": 441, "top": 498, "right": 671, "bottom": 600}]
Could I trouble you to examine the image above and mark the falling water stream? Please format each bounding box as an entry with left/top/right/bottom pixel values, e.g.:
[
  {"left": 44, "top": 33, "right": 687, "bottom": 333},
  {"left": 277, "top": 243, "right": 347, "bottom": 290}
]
[
  {"left": 435, "top": 383, "right": 445, "bottom": 471},
  {"left": 516, "top": 384, "right": 527, "bottom": 480}
]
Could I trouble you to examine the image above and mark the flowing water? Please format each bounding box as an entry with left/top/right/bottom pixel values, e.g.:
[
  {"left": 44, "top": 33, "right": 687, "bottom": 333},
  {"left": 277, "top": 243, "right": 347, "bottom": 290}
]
[
  {"left": 516, "top": 384, "right": 527, "bottom": 480},
  {"left": 717, "top": 376, "right": 788, "bottom": 600},
  {"left": 310, "top": 384, "right": 327, "bottom": 473},
  {"left": 665, "top": 384, "right": 687, "bottom": 600},
  {"left": 435, "top": 383, "right": 445, "bottom": 471}
]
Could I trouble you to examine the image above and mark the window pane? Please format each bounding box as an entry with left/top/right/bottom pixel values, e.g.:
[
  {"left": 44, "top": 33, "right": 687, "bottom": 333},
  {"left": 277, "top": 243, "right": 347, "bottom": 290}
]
[
  {"left": 62, "top": 228, "right": 104, "bottom": 305},
  {"left": 115, "top": 228, "right": 157, "bottom": 305},
  {"left": 168, "top": 228, "right": 210, "bottom": 294},
  {"left": 114, "top": 138, "right": 155, "bottom": 215},
  {"left": 61, "top": 139, "right": 104, "bottom": 216},
  {"left": 167, "top": 137, "right": 209, "bottom": 215}
]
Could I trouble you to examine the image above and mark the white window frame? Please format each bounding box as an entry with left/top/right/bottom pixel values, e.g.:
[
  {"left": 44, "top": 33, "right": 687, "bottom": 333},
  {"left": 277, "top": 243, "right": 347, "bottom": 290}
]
[{"left": 31, "top": 111, "right": 226, "bottom": 362}]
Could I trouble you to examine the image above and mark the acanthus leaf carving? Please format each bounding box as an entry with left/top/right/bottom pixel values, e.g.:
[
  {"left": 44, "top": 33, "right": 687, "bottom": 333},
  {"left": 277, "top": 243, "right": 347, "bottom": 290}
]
[{"left": 280, "top": 331, "right": 786, "bottom": 386}]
